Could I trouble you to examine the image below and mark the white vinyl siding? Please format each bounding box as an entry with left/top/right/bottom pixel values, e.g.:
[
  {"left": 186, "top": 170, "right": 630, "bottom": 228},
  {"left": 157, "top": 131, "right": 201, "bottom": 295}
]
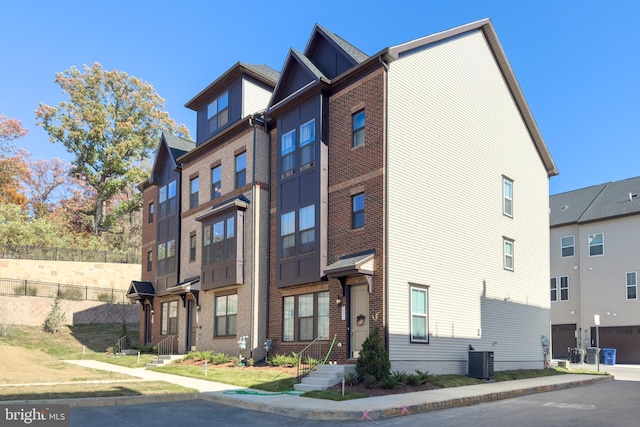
[
  {"left": 386, "top": 29, "right": 550, "bottom": 372},
  {"left": 242, "top": 77, "right": 273, "bottom": 118}
]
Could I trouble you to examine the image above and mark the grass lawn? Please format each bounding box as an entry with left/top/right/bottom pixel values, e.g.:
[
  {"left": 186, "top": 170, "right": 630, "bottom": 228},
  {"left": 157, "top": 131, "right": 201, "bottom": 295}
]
[{"left": 150, "top": 364, "right": 296, "bottom": 392}]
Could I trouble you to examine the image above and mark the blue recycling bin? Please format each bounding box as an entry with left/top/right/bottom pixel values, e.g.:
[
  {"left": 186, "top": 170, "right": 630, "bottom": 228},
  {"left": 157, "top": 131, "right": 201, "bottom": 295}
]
[{"left": 602, "top": 348, "right": 617, "bottom": 366}]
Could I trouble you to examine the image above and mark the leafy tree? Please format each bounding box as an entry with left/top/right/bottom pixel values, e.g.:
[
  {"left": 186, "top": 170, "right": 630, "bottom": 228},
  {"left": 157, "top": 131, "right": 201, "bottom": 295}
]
[
  {"left": 356, "top": 326, "right": 391, "bottom": 382},
  {"left": 35, "top": 62, "right": 190, "bottom": 234},
  {"left": 43, "top": 296, "right": 66, "bottom": 334},
  {"left": 23, "top": 156, "right": 71, "bottom": 218},
  {"left": 0, "top": 150, "right": 29, "bottom": 209},
  {"left": 0, "top": 114, "right": 28, "bottom": 154}
]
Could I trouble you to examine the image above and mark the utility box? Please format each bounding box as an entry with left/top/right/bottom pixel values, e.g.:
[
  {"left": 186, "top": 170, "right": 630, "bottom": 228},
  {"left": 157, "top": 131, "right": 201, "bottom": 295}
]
[{"left": 468, "top": 350, "right": 494, "bottom": 379}]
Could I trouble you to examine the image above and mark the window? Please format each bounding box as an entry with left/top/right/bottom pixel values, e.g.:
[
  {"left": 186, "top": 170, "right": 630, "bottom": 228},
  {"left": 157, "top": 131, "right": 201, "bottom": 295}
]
[
  {"left": 281, "top": 130, "right": 296, "bottom": 178},
  {"left": 189, "top": 235, "right": 196, "bottom": 262},
  {"left": 353, "top": 110, "right": 365, "bottom": 147},
  {"left": 588, "top": 233, "right": 604, "bottom": 256},
  {"left": 627, "top": 272, "right": 637, "bottom": 300},
  {"left": 551, "top": 276, "right": 569, "bottom": 301},
  {"left": 235, "top": 152, "right": 246, "bottom": 188},
  {"left": 157, "top": 239, "right": 176, "bottom": 276},
  {"left": 190, "top": 177, "right": 199, "bottom": 209},
  {"left": 161, "top": 300, "right": 178, "bottom": 335},
  {"left": 281, "top": 211, "right": 295, "bottom": 258},
  {"left": 504, "top": 239, "right": 514, "bottom": 271},
  {"left": 203, "top": 217, "right": 236, "bottom": 265},
  {"left": 503, "top": 178, "right": 513, "bottom": 217},
  {"left": 561, "top": 235, "right": 575, "bottom": 257},
  {"left": 299, "top": 205, "right": 315, "bottom": 254},
  {"left": 352, "top": 193, "right": 364, "bottom": 229},
  {"left": 215, "top": 294, "right": 237, "bottom": 336},
  {"left": 282, "top": 291, "right": 329, "bottom": 342},
  {"left": 300, "top": 119, "right": 315, "bottom": 170},
  {"left": 147, "top": 251, "right": 152, "bottom": 272},
  {"left": 211, "top": 165, "right": 221, "bottom": 200},
  {"left": 410, "top": 286, "right": 428, "bottom": 343},
  {"left": 207, "top": 92, "right": 229, "bottom": 133},
  {"left": 560, "top": 276, "right": 569, "bottom": 301},
  {"left": 159, "top": 180, "right": 177, "bottom": 218},
  {"left": 148, "top": 203, "right": 154, "bottom": 224}
]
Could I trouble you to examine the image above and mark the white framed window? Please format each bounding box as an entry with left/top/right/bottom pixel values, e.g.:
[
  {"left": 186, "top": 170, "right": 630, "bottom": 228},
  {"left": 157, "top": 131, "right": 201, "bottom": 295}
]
[
  {"left": 627, "top": 272, "right": 637, "bottom": 300},
  {"left": 215, "top": 294, "right": 237, "bottom": 337},
  {"left": 282, "top": 291, "right": 329, "bottom": 342},
  {"left": 207, "top": 92, "right": 229, "bottom": 133},
  {"left": 561, "top": 235, "right": 575, "bottom": 257},
  {"left": 503, "top": 239, "right": 514, "bottom": 271},
  {"left": 550, "top": 277, "right": 558, "bottom": 302},
  {"left": 503, "top": 177, "right": 513, "bottom": 217},
  {"left": 161, "top": 300, "right": 178, "bottom": 335},
  {"left": 588, "top": 233, "right": 604, "bottom": 256},
  {"left": 560, "top": 276, "right": 569, "bottom": 301},
  {"left": 300, "top": 119, "right": 315, "bottom": 170},
  {"left": 410, "top": 285, "right": 428, "bottom": 343}
]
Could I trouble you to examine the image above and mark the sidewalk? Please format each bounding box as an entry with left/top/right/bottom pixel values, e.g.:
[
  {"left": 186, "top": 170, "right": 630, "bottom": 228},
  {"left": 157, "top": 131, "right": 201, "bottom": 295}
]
[{"left": 9, "top": 360, "right": 615, "bottom": 421}]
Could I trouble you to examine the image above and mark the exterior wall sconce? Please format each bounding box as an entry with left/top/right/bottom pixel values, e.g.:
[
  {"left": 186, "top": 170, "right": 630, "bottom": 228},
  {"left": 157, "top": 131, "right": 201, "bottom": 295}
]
[{"left": 570, "top": 310, "right": 576, "bottom": 315}]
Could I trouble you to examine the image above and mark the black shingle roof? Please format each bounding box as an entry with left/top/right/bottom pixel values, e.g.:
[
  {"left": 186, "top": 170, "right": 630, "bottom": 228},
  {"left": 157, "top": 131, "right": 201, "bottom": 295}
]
[
  {"left": 550, "top": 177, "right": 640, "bottom": 226},
  {"left": 163, "top": 132, "right": 195, "bottom": 160}
]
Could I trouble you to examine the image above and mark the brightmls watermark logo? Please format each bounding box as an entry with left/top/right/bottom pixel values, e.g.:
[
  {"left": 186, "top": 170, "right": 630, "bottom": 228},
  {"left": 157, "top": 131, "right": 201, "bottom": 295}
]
[{"left": 2, "top": 405, "right": 68, "bottom": 426}]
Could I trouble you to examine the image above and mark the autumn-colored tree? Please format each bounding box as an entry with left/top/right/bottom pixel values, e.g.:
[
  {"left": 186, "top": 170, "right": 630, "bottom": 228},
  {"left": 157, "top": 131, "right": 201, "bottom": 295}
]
[
  {"left": 23, "top": 157, "right": 71, "bottom": 218},
  {"left": 0, "top": 150, "right": 30, "bottom": 209},
  {"left": 35, "top": 62, "right": 190, "bottom": 234},
  {"left": 0, "top": 114, "right": 28, "bottom": 154}
]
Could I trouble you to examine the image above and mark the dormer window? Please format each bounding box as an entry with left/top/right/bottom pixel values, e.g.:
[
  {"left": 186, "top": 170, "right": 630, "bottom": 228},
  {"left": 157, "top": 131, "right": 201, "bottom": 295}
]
[{"left": 208, "top": 92, "right": 229, "bottom": 133}]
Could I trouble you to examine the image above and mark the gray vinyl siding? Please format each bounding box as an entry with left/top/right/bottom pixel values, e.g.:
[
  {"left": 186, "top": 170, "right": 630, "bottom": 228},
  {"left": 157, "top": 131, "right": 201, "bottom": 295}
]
[
  {"left": 386, "top": 30, "right": 550, "bottom": 372},
  {"left": 242, "top": 77, "right": 273, "bottom": 118}
]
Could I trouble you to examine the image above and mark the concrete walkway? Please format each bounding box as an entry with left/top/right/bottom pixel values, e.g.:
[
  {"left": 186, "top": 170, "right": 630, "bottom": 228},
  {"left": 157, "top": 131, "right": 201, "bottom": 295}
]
[{"left": 4, "top": 360, "right": 618, "bottom": 421}]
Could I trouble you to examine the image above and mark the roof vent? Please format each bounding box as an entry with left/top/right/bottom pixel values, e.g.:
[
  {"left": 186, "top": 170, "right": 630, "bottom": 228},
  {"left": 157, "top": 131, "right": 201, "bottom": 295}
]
[
  {"left": 630, "top": 193, "right": 638, "bottom": 201},
  {"left": 561, "top": 205, "right": 568, "bottom": 210}
]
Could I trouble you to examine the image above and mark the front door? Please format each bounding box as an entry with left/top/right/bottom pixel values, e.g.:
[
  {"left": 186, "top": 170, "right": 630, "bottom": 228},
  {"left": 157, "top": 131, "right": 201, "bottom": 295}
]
[
  {"left": 186, "top": 299, "right": 197, "bottom": 351},
  {"left": 350, "top": 284, "right": 369, "bottom": 358}
]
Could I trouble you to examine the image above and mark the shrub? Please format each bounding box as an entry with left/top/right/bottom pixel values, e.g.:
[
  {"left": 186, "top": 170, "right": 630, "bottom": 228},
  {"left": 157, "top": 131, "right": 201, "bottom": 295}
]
[
  {"left": 390, "top": 370, "right": 409, "bottom": 385},
  {"left": 268, "top": 353, "right": 298, "bottom": 367},
  {"left": 406, "top": 370, "right": 430, "bottom": 386},
  {"left": 59, "top": 287, "right": 83, "bottom": 300},
  {"left": 246, "top": 358, "right": 255, "bottom": 367},
  {"left": 209, "top": 352, "right": 230, "bottom": 365},
  {"left": 43, "top": 297, "right": 66, "bottom": 334},
  {"left": 230, "top": 356, "right": 241, "bottom": 366},
  {"left": 363, "top": 374, "right": 377, "bottom": 389},
  {"left": 97, "top": 292, "right": 113, "bottom": 302},
  {"left": 14, "top": 285, "right": 37, "bottom": 296},
  {"left": 344, "top": 373, "right": 358, "bottom": 386},
  {"left": 380, "top": 376, "right": 399, "bottom": 389},
  {"left": 355, "top": 327, "right": 390, "bottom": 382}
]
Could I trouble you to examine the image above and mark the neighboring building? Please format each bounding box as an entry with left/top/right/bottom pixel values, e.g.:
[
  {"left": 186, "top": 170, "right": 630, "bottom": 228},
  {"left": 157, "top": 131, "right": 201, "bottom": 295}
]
[
  {"left": 265, "top": 19, "right": 558, "bottom": 374},
  {"left": 550, "top": 176, "right": 640, "bottom": 363}
]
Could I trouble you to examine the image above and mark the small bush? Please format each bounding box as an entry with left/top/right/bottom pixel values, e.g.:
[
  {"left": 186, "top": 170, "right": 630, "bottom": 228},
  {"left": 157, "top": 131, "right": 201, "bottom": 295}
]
[
  {"left": 209, "top": 352, "right": 230, "bottom": 365},
  {"left": 390, "top": 370, "right": 409, "bottom": 385},
  {"left": 344, "top": 373, "right": 359, "bottom": 386},
  {"left": 14, "top": 285, "right": 38, "bottom": 296},
  {"left": 97, "top": 292, "right": 113, "bottom": 302},
  {"left": 59, "top": 287, "right": 83, "bottom": 300},
  {"left": 363, "top": 374, "right": 377, "bottom": 389},
  {"left": 406, "top": 370, "right": 430, "bottom": 386},
  {"left": 230, "top": 356, "right": 240, "bottom": 366},
  {"left": 246, "top": 358, "right": 255, "bottom": 367},
  {"left": 380, "top": 376, "right": 398, "bottom": 389},
  {"left": 268, "top": 353, "right": 298, "bottom": 367},
  {"left": 355, "top": 327, "right": 391, "bottom": 382},
  {"left": 43, "top": 296, "right": 66, "bottom": 334}
]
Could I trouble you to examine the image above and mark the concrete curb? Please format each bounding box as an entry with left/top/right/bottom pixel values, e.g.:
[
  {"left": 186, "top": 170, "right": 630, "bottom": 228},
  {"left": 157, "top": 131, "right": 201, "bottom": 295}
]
[
  {"left": 3, "top": 393, "right": 200, "bottom": 408},
  {"left": 200, "top": 375, "right": 614, "bottom": 421}
]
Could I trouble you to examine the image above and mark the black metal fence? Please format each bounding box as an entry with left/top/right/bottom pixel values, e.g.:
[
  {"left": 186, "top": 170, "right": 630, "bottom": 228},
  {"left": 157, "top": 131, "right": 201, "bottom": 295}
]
[
  {"left": 0, "top": 277, "right": 130, "bottom": 303},
  {"left": 0, "top": 245, "right": 140, "bottom": 264}
]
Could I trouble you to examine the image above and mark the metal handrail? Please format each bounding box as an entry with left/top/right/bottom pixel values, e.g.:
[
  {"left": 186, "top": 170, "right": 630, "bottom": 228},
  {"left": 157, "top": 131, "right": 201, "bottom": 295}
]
[
  {"left": 157, "top": 336, "right": 176, "bottom": 361},
  {"left": 295, "top": 334, "right": 336, "bottom": 382},
  {"left": 116, "top": 336, "right": 127, "bottom": 353}
]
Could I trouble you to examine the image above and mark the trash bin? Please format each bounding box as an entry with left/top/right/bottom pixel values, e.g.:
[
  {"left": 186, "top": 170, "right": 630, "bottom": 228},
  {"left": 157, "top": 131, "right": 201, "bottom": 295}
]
[
  {"left": 568, "top": 348, "right": 580, "bottom": 363},
  {"left": 586, "top": 347, "right": 598, "bottom": 364},
  {"left": 602, "top": 348, "right": 617, "bottom": 366}
]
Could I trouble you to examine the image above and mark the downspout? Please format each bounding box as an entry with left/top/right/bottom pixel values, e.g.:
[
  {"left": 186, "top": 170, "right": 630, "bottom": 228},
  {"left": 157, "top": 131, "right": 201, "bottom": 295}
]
[
  {"left": 379, "top": 55, "right": 390, "bottom": 354},
  {"left": 249, "top": 115, "right": 257, "bottom": 359}
]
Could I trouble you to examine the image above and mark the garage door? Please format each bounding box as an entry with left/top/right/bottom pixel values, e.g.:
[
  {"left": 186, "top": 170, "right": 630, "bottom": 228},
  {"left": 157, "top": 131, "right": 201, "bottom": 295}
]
[
  {"left": 590, "top": 326, "right": 640, "bottom": 364},
  {"left": 551, "top": 324, "right": 577, "bottom": 359}
]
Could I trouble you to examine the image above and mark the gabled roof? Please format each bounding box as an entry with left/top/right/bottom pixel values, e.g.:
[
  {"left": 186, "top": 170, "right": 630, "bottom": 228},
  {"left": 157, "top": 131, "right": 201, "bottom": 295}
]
[
  {"left": 324, "top": 250, "right": 375, "bottom": 278},
  {"left": 306, "top": 24, "right": 369, "bottom": 65},
  {"left": 185, "top": 62, "right": 280, "bottom": 110},
  {"left": 386, "top": 18, "right": 557, "bottom": 177},
  {"left": 126, "top": 281, "right": 154, "bottom": 301},
  {"left": 163, "top": 133, "right": 195, "bottom": 160},
  {"left": 268, "top": 49, "right": 329, "bottom": 109},
  {"left": 550, "top": 176, "right": 640, "bottom": 226}
]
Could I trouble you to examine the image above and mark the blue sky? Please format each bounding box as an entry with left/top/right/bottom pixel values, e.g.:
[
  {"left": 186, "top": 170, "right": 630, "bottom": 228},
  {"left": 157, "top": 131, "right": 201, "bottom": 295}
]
[{"left": 1, "top": 0, "right": 638, "bottom": 195}]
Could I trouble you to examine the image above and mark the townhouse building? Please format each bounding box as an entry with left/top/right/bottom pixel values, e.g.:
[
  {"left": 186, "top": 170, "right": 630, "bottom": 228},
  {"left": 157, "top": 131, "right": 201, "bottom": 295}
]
[
  {"left": 130, "top": 19, "right": 557, "bottom": 375},
  {"left": 550, "top": 176, "right": 640, "bottom": 363}
]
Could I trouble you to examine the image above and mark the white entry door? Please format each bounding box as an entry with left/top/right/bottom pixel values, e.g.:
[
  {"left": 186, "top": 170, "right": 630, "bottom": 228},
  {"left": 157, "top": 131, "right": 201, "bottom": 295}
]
[{"left": 350, "top": 284, "right": 369, "bottom": 358}]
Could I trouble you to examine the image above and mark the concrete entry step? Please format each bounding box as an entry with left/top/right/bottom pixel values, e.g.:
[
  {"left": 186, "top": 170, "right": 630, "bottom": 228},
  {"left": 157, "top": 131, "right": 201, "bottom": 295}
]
[{"left": 293, "top": 364, "right": 356, "bottom": 391}]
